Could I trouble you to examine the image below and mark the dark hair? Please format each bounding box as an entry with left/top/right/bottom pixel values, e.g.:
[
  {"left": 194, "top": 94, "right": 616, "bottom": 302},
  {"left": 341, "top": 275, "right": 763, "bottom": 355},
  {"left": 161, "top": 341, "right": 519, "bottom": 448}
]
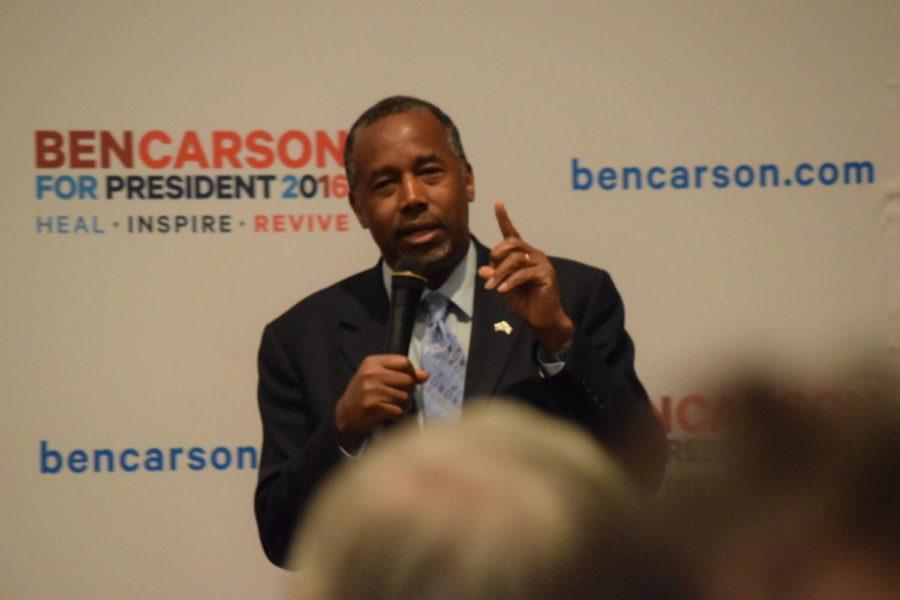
[{"left": 343, "top": 96, "right": 469, "bottom": 194}]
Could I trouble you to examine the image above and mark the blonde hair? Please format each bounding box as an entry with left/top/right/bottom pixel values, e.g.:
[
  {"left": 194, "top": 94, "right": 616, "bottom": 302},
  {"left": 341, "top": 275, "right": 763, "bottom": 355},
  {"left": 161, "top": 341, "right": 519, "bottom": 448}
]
[{"left": 290, "top": 400, "right": 641, "bottom": 600}]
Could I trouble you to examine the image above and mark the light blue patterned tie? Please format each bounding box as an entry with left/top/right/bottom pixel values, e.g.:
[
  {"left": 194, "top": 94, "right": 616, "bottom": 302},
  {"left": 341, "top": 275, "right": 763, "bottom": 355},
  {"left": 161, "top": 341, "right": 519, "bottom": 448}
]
[{"left": 420, "top": 293, "right": 466, "bottom": 423}]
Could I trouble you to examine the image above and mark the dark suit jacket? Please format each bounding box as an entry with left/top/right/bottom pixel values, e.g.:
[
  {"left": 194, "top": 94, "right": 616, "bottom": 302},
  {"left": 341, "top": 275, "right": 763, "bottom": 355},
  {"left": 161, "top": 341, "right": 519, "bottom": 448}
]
[{"left": 254, "top": 240, "right": 666, "bottom": 566}]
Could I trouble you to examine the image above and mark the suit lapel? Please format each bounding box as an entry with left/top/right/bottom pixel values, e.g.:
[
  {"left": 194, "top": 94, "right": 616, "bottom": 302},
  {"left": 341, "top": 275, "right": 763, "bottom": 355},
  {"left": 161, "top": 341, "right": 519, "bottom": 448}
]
[
  {"left": 464, "top": 241, "right": 527, "bottom": 399},
  {"left": 335, "top": 263, "right": 389, "bottom": 370}
]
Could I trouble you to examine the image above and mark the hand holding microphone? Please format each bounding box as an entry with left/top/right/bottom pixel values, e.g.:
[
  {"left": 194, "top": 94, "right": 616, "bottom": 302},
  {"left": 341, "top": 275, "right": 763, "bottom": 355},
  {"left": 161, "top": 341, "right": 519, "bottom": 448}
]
[{"left": 335, "top": 257, "right": 429, "bottom": 449}]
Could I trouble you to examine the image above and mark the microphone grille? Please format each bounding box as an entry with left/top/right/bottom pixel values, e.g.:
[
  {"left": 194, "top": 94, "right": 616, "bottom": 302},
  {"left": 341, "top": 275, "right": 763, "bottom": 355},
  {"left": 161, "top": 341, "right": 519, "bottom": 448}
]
[{"left": 392, "top": 256, "right": 427, "bottom": 280}]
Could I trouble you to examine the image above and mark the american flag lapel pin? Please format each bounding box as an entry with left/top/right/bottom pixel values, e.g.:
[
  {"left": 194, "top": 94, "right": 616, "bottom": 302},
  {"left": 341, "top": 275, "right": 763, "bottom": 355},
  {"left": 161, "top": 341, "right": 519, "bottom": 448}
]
[{"left": 493, "top": 320, "right": 513, "bottom": 335}]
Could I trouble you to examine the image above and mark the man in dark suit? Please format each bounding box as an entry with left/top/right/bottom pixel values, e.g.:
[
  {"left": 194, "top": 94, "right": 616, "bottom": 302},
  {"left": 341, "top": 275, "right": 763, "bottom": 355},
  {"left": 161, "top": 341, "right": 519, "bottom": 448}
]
[{"left": 255, "top": 96, "right": 666, "bottom": 567}]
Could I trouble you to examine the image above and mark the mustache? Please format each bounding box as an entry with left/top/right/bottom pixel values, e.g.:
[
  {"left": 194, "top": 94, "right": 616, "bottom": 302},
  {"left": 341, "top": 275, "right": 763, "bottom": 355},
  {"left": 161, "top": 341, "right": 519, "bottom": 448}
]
[{"left": 394, "top": 219, "right": 446, "bottom": 238}]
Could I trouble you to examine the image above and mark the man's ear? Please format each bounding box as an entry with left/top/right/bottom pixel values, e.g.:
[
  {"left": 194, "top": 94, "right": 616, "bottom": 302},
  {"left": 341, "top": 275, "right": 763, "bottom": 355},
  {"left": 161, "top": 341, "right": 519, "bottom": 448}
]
[
  {"left": 349, "top": 192, "right": 369, "bottom": 229},
  {"left": 465, "top": 163, "right": 475, "bottom": 203}
]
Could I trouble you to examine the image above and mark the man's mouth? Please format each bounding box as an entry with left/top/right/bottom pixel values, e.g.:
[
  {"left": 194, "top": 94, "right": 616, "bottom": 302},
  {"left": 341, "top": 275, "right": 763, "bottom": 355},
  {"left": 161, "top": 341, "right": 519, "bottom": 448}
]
[{"left": 396, "top": 222, "right": 445, "bottom": 244}]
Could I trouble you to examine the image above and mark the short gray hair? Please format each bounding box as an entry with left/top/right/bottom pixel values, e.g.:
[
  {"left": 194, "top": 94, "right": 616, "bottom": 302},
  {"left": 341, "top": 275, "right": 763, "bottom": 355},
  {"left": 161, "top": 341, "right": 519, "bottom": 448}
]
[
  {"left": 343, "top": 96, "right": 469, "bottom": 195},
  {"left": 289, "top": 401, "right": 644, "bottom": 600}
]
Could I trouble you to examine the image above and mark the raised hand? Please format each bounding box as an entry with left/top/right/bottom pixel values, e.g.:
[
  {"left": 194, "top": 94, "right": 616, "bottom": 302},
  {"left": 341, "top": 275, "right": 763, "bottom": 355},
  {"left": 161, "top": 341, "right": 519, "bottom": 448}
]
[{"left": 478, "top": 202, "right": 574, "bottom": 353}]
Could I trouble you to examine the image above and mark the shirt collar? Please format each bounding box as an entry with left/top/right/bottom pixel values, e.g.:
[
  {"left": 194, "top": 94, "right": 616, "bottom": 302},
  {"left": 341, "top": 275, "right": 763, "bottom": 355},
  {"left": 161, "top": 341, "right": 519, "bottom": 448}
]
[{"left": 380, "top": 240, "right": 475, "bottom": 320}]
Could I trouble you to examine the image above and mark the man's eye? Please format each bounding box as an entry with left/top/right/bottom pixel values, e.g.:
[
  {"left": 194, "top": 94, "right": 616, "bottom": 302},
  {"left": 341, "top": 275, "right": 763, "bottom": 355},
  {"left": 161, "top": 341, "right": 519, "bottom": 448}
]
[{"left": 420, "top": 167, "right": 444, "bottom": 180}]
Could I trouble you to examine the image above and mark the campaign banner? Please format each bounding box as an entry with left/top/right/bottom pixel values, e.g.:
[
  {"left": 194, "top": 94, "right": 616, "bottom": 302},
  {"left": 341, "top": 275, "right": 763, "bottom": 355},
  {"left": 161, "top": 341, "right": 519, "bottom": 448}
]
[{"left": 2, "top": 2, "right": 897, "bottom": 598}]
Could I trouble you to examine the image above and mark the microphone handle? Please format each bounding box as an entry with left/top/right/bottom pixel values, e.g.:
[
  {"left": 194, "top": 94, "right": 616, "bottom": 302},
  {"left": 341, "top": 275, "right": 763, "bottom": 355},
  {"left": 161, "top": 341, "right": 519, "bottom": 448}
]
[{"left": 385, "top": 284, "right": 422, "bottom": 355}]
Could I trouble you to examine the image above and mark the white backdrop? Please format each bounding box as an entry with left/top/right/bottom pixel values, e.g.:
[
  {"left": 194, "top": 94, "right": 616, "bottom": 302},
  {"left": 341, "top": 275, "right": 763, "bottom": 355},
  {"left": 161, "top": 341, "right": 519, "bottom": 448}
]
[{"left": 2, "top": 1, "right": 898, "bottom": 598}]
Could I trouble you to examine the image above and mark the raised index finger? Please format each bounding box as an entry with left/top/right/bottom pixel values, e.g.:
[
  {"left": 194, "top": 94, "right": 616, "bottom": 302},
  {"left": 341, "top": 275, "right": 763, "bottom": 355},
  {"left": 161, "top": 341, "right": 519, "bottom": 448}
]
[{"left": 494, "top": 201, "right": 520, "bottom": 240}]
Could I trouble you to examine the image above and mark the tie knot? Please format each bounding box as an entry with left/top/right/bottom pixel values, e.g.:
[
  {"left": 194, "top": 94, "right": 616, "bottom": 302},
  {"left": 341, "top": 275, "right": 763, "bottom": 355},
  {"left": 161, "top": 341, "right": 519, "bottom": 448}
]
[{"left": 422, "top": 292, "right": 450, "bottom": 323}]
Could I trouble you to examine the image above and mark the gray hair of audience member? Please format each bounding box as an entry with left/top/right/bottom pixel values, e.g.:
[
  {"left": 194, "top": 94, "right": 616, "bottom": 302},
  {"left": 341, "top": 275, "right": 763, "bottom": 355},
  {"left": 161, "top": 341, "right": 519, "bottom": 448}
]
[{"left": 289, "top": 400, "right": 645, "bottom": 600}]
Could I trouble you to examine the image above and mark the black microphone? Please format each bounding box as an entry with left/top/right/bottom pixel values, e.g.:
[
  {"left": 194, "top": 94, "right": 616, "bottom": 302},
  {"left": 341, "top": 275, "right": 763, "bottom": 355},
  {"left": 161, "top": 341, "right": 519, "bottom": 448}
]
[{"left": 385, "top": 256, "right": 428, "bottom": 356}]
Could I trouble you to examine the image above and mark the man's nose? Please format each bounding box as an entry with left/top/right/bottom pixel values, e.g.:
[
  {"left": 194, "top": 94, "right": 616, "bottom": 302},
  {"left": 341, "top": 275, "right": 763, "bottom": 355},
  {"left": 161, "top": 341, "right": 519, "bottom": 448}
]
[{"left": 399, "top": 173, "right": 426, "bottom": 208}]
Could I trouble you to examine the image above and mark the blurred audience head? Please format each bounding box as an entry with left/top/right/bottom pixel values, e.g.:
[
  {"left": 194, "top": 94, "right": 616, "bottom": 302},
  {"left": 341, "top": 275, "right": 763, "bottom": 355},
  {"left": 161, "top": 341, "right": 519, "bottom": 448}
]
[
  {"left": 289, "top": 364, "right": 900, "bottom": 600},
  {"left": 665, "top": 364, "right": 900, "bottom": 600},
  {"left": 289, "top": 400, "right": 655, "bottom": 600}
]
